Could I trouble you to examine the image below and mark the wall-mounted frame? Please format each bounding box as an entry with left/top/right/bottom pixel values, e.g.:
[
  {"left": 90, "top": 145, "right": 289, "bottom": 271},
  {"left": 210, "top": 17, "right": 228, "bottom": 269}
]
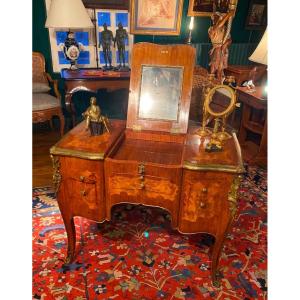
[
  {"left": 82, "top": 0, "right": 129, "bottom": 10},
  {"left": 130, "top": 0, "right": 183, "bottom": 35},
  {"left": 245, "top": 0, "right": 267, "bottom": 30},
  {"left": 187, "top": 0, "right": 214, "bottom": 17}
]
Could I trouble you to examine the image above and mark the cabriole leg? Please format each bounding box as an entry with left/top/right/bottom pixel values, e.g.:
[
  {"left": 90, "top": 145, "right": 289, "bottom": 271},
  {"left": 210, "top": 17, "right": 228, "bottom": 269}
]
[
  {"left": 211, "top": 234, "right": 226, "bottom": 287},
  {"left": 62, "top": 215, "right": 76, "bottom": 264}
]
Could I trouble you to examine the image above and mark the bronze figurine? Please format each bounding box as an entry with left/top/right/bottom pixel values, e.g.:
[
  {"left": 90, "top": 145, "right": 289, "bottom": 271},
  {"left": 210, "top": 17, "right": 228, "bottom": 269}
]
[
  {"left": 82, "top": 97, "right": 110, "bottom": 135},
  {"left": 99, "top": 23, "right": 114, "bottom": 70},
  {"left": 114, "top": 22, "right": 129, "bottom": 70}
]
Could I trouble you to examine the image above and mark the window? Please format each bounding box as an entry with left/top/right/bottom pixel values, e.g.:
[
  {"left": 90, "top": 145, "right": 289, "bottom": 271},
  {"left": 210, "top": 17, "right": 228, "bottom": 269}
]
[{"left": 45, "top": 0, "right": 133, "bottom": 72}]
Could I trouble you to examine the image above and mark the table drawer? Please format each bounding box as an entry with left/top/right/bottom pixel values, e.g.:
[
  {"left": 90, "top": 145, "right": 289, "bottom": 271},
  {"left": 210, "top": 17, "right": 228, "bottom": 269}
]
[
  {"left": 59, "top": 157, "right": 106, "bottom": 221},
  {"left": 108, "top": 173, "right": 179, "bottom": 201},
  {"left": 178, "top": 170, "right": 234, "bottom": 234},
  {"left": 105, "top": 159, "right": 182, "bottom": 226}
]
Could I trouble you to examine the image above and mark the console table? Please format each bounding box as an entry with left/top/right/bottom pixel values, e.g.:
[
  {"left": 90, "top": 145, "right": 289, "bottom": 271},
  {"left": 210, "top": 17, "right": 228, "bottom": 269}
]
[
  {"left": 61, "top": 68, "right": 130, "bottom": 126},
  {"left": 224, "top": 65, "right": 267, "bottom": 86},
  {"left": 237, "top": 86, "right": 267, "bottom": 166}
]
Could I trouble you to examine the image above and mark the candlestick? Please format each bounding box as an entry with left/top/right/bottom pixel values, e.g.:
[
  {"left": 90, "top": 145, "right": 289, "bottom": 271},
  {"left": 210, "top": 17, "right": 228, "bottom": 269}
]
[
  {"left": 189, "top": 17, "right": 194, "bottom": 30},
  {"left": 187, "top": 17, "right": 194, "bottom": 44}
]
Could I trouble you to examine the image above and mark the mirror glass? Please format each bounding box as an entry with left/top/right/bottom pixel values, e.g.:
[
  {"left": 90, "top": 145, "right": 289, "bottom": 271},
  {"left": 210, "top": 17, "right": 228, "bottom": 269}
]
[
  {"left": 209, "top": 87, "right": 232, "bottom": 114},
  {"left": 138, "top": 65, "right": 183, "bottom": 121}
]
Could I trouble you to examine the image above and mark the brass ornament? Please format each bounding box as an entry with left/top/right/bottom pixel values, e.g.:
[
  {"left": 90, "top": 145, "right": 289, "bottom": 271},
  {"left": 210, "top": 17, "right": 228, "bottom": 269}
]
[
  {"left": 82, "top": 97, "right": 110, "bottom": 136},
  {"left": 198, "top": 84, "right": 236, "bottom": 151},
  {"left": 51, "top": 155, "right": 62, "bottom": 193},
  {"left": 196, "top": 77, "right": 215, "bottom": 137},
  {"left": 228, "top": 175, "right": 242, "bottom": 219},
  {"left": 50, "top": 146, "right": 104, "bottom": 160}
]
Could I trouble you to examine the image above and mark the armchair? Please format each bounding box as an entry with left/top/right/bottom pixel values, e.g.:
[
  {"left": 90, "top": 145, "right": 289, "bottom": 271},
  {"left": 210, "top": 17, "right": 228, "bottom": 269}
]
[{"left": 32, "top": 52, "right": 65, "bottom": 136}]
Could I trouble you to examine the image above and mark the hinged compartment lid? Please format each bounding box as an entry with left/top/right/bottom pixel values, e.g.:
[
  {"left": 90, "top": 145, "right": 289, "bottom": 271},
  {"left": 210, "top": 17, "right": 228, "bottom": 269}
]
[{"left": 126, "top": 43, "right": 195, "bottom": 134}]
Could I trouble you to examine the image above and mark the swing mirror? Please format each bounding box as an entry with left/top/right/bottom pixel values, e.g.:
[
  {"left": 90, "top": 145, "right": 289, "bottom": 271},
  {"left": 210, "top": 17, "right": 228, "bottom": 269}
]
[{"left": 205, "top": 85, "right": 236, "bottom": 118}]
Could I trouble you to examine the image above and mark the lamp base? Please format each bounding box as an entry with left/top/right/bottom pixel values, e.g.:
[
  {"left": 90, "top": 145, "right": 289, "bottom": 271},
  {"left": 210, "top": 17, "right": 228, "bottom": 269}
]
[
  {"left": 69, "top": 61, "right": 79, "bottom": 70},
  {"left": 64, "top": 31, "right": 81, "bottom": 70}
]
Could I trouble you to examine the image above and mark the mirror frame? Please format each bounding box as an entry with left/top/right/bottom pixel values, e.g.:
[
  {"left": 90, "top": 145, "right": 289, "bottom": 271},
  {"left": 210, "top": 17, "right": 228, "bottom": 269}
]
[
  {"left": 126, "top": 43, "right": 195, "bottom": 134},
  {"left": 204, "top": 85, "right": 236, "bottom": 117}
]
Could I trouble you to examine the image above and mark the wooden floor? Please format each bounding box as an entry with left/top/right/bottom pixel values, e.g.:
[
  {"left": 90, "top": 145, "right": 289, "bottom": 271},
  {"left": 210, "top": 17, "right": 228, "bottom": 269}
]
[{"left": 33, "top": 126, "right": 61, "bottom": 188}]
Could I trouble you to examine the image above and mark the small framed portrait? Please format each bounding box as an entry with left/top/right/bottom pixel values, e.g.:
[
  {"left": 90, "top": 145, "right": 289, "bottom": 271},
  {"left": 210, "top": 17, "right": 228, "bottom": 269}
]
[
  {"left": 130, "top": 0, "right": 184, "bottom": 35},
  {"left": 245, "top": 0, "right": 267, "bottom": 30},
  {"left": 187, "top": 0, "right": 214, "bottom": 17}
]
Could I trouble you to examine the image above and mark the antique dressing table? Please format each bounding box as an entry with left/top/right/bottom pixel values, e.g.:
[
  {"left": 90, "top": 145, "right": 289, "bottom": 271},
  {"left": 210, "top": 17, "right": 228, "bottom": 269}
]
[{"left": 50, "top": 43, "right": 244, "bottom": 286}]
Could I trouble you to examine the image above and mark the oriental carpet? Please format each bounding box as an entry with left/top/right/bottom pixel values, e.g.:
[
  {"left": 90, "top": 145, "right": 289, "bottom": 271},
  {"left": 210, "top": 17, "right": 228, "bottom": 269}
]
[{"left": 33, "top": 165, "right": 267, "bottom": 300}]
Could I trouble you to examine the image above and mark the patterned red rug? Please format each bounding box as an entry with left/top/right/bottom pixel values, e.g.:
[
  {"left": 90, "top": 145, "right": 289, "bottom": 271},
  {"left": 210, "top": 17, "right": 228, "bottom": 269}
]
[{"left": 33, "top": 165, "right": 267, "bottom": 300}]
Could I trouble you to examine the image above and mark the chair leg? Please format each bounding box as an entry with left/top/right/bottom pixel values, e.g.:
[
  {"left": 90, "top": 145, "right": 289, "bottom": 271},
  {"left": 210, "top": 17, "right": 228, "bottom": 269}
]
[
  {"left": 58, "top": 112, "right": 65, "bottom": 137},
  {"left": 49, "top": 118, "right": 54, "bottom": 131}
]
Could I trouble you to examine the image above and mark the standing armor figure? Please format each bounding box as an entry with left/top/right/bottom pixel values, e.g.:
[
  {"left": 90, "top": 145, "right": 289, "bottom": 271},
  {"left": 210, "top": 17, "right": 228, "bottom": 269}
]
[
  {"left": 114, "top": 22, "right": 128, "bottom": 69},
  {"left": 208, "top": 0, "right": 237, "bottom": 82},
  {"left": 100, "top": 23, "right": 114, "bottom": 69}
]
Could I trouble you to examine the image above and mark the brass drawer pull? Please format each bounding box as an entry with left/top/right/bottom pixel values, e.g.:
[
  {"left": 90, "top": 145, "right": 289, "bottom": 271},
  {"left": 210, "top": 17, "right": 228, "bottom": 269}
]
[
  {"left": 79, "top": 176, "right": 85, "bottom": 182},
  {"left": 138, "top": 164, "right": 145, "bottom": 175},
  {"left": 80, "top": 190, "right": 87, "bottom": 196},
  {"left": 140, "top": 182, "right": 145, "bottom": 189},
  {"left": 199, "top": 187, "right": 208, "bottom": 209}
]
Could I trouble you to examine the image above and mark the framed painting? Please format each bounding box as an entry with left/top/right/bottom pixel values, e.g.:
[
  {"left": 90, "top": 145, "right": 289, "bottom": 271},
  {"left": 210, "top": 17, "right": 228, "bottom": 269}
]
[
  {"left": 82, "top": 0, "right": 129, "bottom": 10},
  {"left": 130, "top": 0, "right": 183, "bottom": 35},
  {"left": 187, "top": 0, "right": 214, "bottom": 17},
  {"left": 245, "top": 0, "right": 267, "bottom": 30}
]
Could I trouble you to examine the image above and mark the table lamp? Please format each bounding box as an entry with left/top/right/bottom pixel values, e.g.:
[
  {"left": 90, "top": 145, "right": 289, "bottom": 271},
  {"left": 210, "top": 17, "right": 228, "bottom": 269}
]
[
  {"left": 248, "top": 28, "right": 268, "bottom": 96},
  {"left": 45, "top": 0, "right": 93, "bottom": 70}
]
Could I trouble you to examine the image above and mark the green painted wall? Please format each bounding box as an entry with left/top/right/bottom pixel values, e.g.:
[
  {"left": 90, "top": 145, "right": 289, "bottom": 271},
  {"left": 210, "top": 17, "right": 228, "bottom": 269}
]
[{"left": 33, "top": 0, "right": 54, "bottom": 77}]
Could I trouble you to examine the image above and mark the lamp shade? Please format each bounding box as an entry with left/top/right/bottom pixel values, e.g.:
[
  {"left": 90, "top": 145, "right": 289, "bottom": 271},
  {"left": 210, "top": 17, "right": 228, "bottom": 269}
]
[
  {"left": 45, "top": 0, "right": 93, "bottom": 29},
  {"left": 249, "top": 29, "right": 268, "bottom": 65}
]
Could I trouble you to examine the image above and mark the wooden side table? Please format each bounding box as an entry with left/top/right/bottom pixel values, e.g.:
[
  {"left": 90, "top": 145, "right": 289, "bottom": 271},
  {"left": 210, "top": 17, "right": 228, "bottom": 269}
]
[
  {"left": 61, "top": 68, "right": 130, "bottom": 126},
  {"left": 237, "top": 86, "right": 267, "bottom": 167},
  {"left": 224, "top": 65, "right": 267, "bottom": 86}
]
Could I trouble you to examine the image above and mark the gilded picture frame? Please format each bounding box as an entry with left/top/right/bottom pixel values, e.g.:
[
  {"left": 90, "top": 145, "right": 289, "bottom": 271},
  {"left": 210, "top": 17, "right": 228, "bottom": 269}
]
[
  {"left": 130, "top": 0, "right": 183, "bottom": 35},
  {"left": 187, "top": 0, "right": 214, "bottom": 17},
  {"left": 245, "top": 0, "right": 267, "bottom": 30}
]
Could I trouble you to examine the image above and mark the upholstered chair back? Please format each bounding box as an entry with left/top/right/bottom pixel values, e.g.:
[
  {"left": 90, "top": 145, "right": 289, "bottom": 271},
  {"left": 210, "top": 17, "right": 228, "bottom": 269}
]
[{"left": 32, "top": 52, "right": 48, "bottom": 84}]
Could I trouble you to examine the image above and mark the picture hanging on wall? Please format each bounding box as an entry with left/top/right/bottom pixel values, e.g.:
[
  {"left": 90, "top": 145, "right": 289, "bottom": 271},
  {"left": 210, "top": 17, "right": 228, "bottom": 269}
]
[
  {"left": 187, "top": 0, "right": 214, "bottom": 17},
  {"left": 82, "top": 0, "right": 129, "bottom": 10},
  {"left": 130, "top": 0, "right": 183, "bottom": 35},
  {"left": 245, "top": 0, "right": 267, "bottom": 30}
]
